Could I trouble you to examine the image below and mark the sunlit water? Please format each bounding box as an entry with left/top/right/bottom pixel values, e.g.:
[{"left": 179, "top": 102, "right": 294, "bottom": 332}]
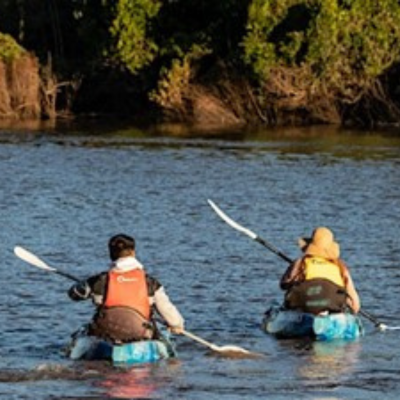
[{"left": 0, "top": 124, "right": 399, "bottom": 399}]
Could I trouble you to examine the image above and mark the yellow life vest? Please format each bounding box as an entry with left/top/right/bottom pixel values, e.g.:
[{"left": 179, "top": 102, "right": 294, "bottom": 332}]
[{"left": 303, "top": 256, "right": 345, "bottom": 288}]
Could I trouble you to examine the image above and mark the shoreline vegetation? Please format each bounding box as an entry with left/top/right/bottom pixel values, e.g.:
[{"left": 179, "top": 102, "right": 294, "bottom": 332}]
[{"left": 1, "top": 1, "right": 400, "bottom": 132}]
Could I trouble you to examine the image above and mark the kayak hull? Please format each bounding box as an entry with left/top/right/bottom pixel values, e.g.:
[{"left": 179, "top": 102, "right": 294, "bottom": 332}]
[
  {"left": 262, "top": 303, "right": 364, "bottom": 341},
  {"left": 67, "top": 330, "right": 176, "bottom": 364}
]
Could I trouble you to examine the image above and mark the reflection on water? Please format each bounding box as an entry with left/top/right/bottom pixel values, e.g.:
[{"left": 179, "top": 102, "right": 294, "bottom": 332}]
[
  {"left": 98, "top": 368, "right": 156, "bottom": 399},
  {"left": 95, "top": 362, "right": 179, "bottom": 399},
  {"left": 297, "top": 340, "right": 361, "bottom": 383}
]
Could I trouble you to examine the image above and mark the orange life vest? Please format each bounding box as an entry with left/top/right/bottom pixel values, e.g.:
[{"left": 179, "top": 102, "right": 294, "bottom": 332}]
[{"left": 104, "top": 269, "right": 151, "bottom": 319}]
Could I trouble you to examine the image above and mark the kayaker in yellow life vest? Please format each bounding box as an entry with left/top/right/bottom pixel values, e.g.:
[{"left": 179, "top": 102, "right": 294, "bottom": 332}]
[
  {"left": 280, "top": 227, "right": 360, "bottom": 315},
  {"left": 67, "top": 234, "right": 185, "bottom": 343}
]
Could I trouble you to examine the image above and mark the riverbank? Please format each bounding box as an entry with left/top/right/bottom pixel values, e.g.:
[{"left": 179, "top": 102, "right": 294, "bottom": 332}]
[
  {"left": 1, "top": 114, "right": 400, "bottom": 146},
  {"left": 2, "top": 66, "right": 400, "bottom": 132}
]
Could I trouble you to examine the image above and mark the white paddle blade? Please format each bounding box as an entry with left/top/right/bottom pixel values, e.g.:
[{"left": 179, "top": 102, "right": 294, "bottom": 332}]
[
  {"left": 14, "top": 246, "right": 56, "bottom": 271},
  {"left": 182, "top": 330, "right": 260, "bottom": 358},
  {"left": 213, "top": 344, "right": 263, "bottom": 359},
  {"left": 207, "top": 199, "right": 258, "bottom": 240},
  {"left": 216, "top": 345, "right": 250, "bottom": 354}
]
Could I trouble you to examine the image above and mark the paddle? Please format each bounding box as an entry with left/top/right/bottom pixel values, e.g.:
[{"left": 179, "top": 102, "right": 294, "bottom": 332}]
[
  {"left": 181, "top": 329, "right": 261, "bottom": 357},
  {"left": 207, "top": 199, "right": 398, "bottom": 332},
  {"left": 14, "top": 246, "right": 81, "bottom": 283},
  {"left": 208, "top": 200, "right": 292, "bottom": 263}
]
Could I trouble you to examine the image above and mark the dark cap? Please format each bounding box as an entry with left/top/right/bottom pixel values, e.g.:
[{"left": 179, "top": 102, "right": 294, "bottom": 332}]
[{"left": 108, "top": 234, "right": 135, "bottom": 261}]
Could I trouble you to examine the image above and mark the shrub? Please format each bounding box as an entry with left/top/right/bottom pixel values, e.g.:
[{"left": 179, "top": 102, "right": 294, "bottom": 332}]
[
  {"left": 242, "top": 0, "right": 400, "bottom": 122},
  {"left": 0, "top": 32, "right": 25, "bottom": 62}
]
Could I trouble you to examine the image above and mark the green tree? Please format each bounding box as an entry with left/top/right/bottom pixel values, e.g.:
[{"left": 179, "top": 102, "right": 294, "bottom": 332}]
[
  {"left": 109, "top": 0, "right": 161, "bottom": 74},
  {"left": 242, "top": 0, "right": 400, "bottom": 122}
]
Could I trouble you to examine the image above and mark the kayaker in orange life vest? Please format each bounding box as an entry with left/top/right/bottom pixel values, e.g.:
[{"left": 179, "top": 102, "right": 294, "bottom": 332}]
[
  {"left": 68, "top": 234, "right": 184, "bottom": 343},
  {"left": 280, "top": 227, "right": 360, "bottom": 315}
]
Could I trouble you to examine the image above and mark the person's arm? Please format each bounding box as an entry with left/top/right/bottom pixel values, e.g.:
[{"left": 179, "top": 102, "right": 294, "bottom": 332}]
[
  {"left": 340, "top": 263, "right": 361, "bottom": 313},
  {"left": 346, "top": 275, "right": 360, "bottom": 313},
  {"left": 68, "top": 272, "right": 107, "bottom": 303},
  {"left": 280, "top": 258, "right": 303, "bottom": 290},
  {"left": 153, "top": 286, "right": 185, "bottom": 332},
  {"left": 147, "top": 275, "right": 184, "bottom": 331}
]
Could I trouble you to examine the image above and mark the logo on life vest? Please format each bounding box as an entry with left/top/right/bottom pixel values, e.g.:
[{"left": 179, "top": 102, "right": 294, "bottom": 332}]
[{"left": 117, "top": 276, "right": 138, "bottom": 283}]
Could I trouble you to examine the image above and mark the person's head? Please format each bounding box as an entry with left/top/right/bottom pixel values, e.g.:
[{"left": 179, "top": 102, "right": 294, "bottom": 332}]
[
  {"left": 108, "top": 234, "right": 136, "bottom": 261},
  {"left": 298, "top": 227, "right": 340, "bottom": 260}
]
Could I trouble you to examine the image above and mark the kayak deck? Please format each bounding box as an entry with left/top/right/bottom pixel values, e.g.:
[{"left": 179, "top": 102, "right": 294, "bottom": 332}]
[
  {"left": 262, "top": 303, "right": 364, "bottom": 341},
  {"left": 67, "top": 328, "right": 176, "bottom": 364}
]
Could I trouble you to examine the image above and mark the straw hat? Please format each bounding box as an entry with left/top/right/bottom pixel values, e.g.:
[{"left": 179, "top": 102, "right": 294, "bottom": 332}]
[{"left": 298, "top": 227, "right": 340, "bottom": 260}]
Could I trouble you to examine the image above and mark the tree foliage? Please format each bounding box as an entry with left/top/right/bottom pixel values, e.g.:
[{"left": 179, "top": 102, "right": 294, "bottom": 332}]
[
  {"left": 0, "top": 33, "right": 25, "bottom": 62},
  {"left": 109, "top": 0, "right": 161, "bottom": 74},
  {"left": 150, "top": 44, "right": 211, "bottom": 111},
  {"left": 243, "top": 0, "right": 400, "bottom": 104},
  {"left": 1, "top": 0, "right": 400, "bottom": 125}
]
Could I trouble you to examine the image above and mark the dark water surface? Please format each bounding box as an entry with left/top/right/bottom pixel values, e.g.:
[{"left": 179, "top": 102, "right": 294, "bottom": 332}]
[{"left": 0, "top": 125, "right": 399, "bottom": 399}]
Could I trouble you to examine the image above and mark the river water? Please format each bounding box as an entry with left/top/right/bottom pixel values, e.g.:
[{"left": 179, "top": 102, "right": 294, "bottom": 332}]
[{"left": 0, "top": 123, "right": 399, "bottom": 399}]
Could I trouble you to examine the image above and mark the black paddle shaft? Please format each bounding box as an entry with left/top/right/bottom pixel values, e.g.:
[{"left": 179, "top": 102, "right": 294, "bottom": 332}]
[
  {"left": 55, "top": 270, "right": 81, "bottom": 283},
  {"left": 358, "top": 309, "right": 383, "bottom": 328},
  {"left": 254, "top": 236, "right": 293, "bottom": 264}
]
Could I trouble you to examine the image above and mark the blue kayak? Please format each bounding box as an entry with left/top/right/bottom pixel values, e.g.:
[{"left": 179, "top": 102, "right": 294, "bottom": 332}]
[
  {"left": 262, "top": 303, "right": 364, "bottom": 341},
  {"left": 67, "top": 328, "right": 176, "bottom": 364}
]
